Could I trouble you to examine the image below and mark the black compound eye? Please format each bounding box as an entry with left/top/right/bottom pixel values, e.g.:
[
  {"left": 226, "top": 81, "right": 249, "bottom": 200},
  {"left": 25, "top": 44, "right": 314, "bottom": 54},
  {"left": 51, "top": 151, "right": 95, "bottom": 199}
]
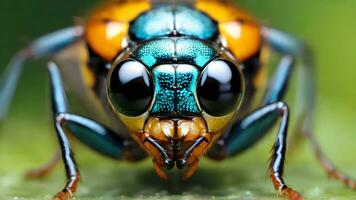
[
  {"left": 198, "top": 59, "right": 244, "bottom": 116},
  {"left": 108, "top": 60, "right": 153, "bottom": 116}
]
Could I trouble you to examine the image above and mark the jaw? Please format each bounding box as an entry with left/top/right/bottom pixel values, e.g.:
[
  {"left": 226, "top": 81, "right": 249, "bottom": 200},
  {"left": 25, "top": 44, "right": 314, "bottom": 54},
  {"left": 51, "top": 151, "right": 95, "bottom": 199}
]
[{"left": 132, "top": 116, "right": 219, "bottom": 180}]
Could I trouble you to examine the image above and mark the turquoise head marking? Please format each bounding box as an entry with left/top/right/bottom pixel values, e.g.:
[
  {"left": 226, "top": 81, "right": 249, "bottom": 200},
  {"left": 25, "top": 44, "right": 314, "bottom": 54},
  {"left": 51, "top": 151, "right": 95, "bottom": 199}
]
[
  {"left": 107, "top": 37, "right": 244, "bottom": 119},
  {"left": 129, "top": 38, "right": 219, "bottom": 117},
  {"left": 105, "top": 4, "right": 245, "bottom": 176}
]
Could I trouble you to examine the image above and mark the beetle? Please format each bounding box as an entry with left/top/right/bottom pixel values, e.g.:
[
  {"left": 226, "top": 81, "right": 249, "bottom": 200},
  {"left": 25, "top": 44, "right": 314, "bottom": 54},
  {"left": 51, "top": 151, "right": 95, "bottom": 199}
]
[{"left": 0, "top": 0, "right": 355, "bottom": 199}]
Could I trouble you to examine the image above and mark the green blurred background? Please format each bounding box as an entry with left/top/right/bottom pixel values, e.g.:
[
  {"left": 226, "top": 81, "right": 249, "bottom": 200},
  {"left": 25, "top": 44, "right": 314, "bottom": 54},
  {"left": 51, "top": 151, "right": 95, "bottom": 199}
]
[{"left": 1, "top": 0, "right": 356, "bottom": 200}]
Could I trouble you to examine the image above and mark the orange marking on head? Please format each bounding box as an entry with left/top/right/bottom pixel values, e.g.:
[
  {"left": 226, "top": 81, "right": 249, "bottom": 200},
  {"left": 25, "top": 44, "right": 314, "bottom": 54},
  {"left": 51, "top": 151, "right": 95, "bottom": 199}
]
[
  {"left": 195, "top": 0, "right": 262, "bottom": 61},
  {"left": 85, "top": 20, "right": 128, "bottom": 61},
  {"left": 133, "top": 116, "right": 219, "bottom": 179},
  {"left": 219, "top": 21, "right": 262, "bottom": 61},
  {"left": 177, "top": 118, "right": 207, "bottom": 141},
  {"left": 84, "top": 0, "right": 151, "bottom": 61},
  {"left": 88, "top": 0, "right": 151, "bottom": 22},
  {"left": 195, "top": 0, "right": 254, "bottom": 22},
  {"left": 144, "top": 117, "right": 172, "bottom": 142}
]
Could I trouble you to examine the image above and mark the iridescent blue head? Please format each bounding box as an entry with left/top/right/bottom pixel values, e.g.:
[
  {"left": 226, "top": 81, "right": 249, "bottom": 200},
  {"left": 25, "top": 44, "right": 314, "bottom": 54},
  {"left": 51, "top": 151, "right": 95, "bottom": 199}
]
[
  {"left": 106, "top": 37, "right": 244, "bottom": 175},
  {"left": 106, "top": 5, "right": 245, "bottom": 178},
  {"left": 108, "top": 37, "right": 244, "bottom": 119}
]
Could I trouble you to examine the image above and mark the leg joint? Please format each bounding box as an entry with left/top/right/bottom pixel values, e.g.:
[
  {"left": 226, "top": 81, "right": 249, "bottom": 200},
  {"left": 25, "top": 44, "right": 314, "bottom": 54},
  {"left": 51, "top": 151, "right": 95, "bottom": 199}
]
[
  {"left": 275, "top": 101, "right": 289, "bottom": 115},
  {"left": 55, "top": 113, "right": 68, "bottom": 124}
]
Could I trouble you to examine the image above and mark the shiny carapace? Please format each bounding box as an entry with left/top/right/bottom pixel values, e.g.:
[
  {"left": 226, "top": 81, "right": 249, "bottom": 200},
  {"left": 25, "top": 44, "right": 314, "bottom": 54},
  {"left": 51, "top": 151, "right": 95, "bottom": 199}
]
[
  {"left": 84, "top": 0, "right": 258, "bottom": 179},
  {"left": 103, "top": 3, "right": 248, "bottom": 178}
]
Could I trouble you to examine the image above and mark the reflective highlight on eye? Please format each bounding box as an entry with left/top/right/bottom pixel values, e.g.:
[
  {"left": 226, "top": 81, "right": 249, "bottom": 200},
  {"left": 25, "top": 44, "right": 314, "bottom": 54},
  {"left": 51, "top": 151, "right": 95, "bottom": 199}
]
[
  {"left": 108, "top": 60, "right": 153, "bottom": 116},
  {"left": 198, "top": 59, "right": 244, "bottom": 116}
]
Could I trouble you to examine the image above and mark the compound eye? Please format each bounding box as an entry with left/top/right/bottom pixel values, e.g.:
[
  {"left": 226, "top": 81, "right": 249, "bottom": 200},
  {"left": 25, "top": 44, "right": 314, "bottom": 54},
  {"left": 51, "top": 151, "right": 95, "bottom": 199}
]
[
  {"left": 198, "top": 59, "right": 244, "bottom": 116},
  {"left": 108, "top": 60, "right": 153, "bottom": 116}
]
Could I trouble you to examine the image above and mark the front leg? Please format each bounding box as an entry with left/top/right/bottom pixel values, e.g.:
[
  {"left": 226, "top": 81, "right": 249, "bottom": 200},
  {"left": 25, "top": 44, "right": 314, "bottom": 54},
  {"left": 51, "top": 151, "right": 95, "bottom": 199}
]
[
  {"left": 220, "top": 102, "right": 302, "bottom": 200},
  {"left": 263, "top": 28, "right": 356, "bottom": 189},
  {"left": 52, "top": 116, "right": 80, "bottom": 200},
  {"left": 48, "top": 62, "right": 137, "bottom": 199},
  {"left": 266, "top": 102, "right": 301, "bottom": 200},
  {"left": 48, "top": 62, "right": 79, "bottom": 200}
]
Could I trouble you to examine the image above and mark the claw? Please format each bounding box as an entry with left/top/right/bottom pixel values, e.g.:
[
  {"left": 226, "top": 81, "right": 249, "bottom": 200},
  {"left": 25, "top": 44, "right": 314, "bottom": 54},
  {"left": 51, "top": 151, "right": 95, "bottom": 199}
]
[
  {"left": 279, "top": 187, "right": 303, "bottom": 200},
  {"left": 271, "top": 172, "right": 303, "bottom": 200},
  {"left": 52, "top": 175, "right": 80, "bottom": 200},
  {"left": 53, "top": 188, "right": 74, "bottom": 200}
]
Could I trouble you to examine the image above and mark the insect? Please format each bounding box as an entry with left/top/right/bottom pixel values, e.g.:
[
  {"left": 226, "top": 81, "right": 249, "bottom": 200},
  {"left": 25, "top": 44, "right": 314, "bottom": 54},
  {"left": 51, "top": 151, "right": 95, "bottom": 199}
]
[{"left": 0, "top": 0, "right": 355, "bottom": 199}]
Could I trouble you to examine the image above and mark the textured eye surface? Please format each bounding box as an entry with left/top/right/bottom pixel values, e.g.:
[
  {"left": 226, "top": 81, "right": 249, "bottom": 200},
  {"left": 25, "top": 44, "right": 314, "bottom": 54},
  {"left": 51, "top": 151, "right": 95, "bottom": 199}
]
[
  {"left": 198, "top": 59, "right": 244, "bottom": 116},
  {"left": 108, "top": 60, "right": 153, "bottom": 116}
]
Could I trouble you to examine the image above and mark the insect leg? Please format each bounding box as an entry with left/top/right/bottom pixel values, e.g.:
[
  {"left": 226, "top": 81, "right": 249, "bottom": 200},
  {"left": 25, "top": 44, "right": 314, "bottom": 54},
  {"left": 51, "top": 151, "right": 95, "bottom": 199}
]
[
  {"left": 0, "top": 26, "right": 83, "bottom": 121},
  {"left": 47, "top": 62, "right": 138, "bottom": 200},
  {"left": 47, "top": 62, "right": 79, "bottom": 200},
  {"left": 260, "top": 29, "right": 306, "bottom": 152},
  {"left": 207, "top": 33, "right": 296, "bottom": 159},
  {"left": 265, "top": 102, "right": 302, "bottom": 199},
  {"left": 25, "top": 150, "right": 61, "bottom": 179},
  {"left": 226, "top": 102, "right": 302, "bottom": 199},
  {"left": 205, "top": 30, "right": 306, "bottom": 198},
  {"left": 261, "top": 27, "right": 315, "bottom": 147},
  {"left": 264, "top": 28, "right": 356, "bottom": 189}
]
